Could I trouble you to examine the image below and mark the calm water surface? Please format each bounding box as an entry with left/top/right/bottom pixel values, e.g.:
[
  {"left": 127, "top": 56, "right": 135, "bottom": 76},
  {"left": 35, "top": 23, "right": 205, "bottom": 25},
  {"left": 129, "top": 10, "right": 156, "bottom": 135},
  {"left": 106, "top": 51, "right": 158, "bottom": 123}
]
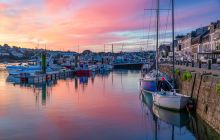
[{"left": 0, "top": 70, "right": 219, "bottom": 140}]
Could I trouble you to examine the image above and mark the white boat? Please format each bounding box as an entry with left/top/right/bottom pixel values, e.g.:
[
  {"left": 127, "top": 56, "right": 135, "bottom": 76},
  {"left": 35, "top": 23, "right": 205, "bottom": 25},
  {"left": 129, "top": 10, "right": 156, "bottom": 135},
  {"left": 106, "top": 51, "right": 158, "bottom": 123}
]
[
  {"left": 6, "top": 64, "right": 41, "bottom": 75},
  {"left": 6, "top": 56, "right": 57, "bottom": 76},
  {"left": 99, "top": 64, "right": 113, "bottom": 72},
  {"left": 153, "top": 90, "right": 190, "bottom": 110},
  {"left": 88, "top": 65, "right": 98, "bottom": 72}
]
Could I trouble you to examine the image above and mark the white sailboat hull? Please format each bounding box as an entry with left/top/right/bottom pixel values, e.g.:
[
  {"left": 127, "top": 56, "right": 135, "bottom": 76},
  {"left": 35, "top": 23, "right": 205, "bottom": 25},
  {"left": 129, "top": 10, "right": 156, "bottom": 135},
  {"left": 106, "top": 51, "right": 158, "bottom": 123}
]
[{"left": 153, "top": 92, "right": 190, "bottom": 110}]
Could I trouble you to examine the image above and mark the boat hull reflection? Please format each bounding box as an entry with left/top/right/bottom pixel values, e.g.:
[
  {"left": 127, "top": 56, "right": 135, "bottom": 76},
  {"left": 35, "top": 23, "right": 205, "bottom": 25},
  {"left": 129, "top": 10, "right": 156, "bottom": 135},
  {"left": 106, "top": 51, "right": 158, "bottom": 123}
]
[{"left": 152, "top": 104, "right": 190, "bottom": 128}]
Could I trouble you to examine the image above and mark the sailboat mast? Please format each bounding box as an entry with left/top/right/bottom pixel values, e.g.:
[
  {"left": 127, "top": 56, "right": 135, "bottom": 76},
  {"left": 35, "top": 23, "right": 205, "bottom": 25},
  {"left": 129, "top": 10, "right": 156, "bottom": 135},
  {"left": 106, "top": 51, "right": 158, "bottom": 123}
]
[
  {"left": 172, "top": 0, "right": 175, "bottom": 87},
  {"left": 156, "top": 0, "right": 160, "bottom": 80}
]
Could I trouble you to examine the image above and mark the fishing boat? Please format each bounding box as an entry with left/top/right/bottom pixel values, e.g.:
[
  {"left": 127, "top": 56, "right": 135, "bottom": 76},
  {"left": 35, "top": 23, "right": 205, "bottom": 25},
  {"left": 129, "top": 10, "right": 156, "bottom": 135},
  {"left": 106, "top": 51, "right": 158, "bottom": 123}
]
[
  {"left": 75, "top": 63, "right": 92, "bottom": 76},
  {"left": 152, "top": 0, "right": 190, "bottom": 110}
]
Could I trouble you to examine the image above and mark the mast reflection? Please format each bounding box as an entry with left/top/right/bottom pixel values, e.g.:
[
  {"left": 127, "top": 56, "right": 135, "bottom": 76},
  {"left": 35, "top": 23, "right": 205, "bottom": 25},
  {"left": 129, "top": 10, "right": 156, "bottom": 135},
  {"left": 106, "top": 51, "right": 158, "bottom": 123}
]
[{"left": 140, "top": 91, "right": 220, "bottom": 140}]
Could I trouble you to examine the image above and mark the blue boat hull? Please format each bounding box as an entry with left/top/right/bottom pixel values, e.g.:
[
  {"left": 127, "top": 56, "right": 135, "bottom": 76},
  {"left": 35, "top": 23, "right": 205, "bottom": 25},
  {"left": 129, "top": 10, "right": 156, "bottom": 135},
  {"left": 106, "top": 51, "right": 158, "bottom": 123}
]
[{"left": 140, "top": 79, "right": 157, "bottom": 93}]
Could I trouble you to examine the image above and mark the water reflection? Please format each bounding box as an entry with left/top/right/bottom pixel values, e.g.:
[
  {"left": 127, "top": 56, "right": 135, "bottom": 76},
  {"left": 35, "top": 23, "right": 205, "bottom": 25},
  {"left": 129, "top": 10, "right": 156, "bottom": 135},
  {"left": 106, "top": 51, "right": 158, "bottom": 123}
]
[
  {"left": 140, "top": 91, "right": 220, "bottom": 140},
  {"left": 2, "top": 70, "right": 220, "bottom": 140}
]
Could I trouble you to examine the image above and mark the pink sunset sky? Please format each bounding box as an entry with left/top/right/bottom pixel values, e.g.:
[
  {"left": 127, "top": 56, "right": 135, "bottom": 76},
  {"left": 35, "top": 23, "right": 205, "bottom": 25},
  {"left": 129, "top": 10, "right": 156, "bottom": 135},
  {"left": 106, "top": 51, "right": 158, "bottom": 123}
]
[{"left": 0, "top": 0, "right": 219, "bottom": 52}]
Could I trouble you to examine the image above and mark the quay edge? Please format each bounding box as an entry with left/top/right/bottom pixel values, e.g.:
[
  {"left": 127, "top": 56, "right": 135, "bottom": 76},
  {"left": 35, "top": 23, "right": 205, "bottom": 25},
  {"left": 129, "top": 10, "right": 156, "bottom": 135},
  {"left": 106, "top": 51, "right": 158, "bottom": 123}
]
[{"left": 160, "top": 64, "right": 220, "bottom": 135}]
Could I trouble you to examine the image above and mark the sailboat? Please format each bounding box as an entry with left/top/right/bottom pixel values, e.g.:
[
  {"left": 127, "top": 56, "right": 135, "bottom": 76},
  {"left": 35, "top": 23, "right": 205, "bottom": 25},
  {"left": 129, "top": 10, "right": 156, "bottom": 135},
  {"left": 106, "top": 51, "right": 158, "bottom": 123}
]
[
  {"left": 152, "top": 0, "right": 190, "bottom": 110},
  {"left": 140, "top": 0, "right": 172, "bottom": 94}
]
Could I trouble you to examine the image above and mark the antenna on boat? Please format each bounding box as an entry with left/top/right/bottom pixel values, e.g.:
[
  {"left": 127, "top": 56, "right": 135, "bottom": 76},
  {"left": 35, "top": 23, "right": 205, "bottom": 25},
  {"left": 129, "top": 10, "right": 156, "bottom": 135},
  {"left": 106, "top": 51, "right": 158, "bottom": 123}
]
[
  {"left": 121, "top": 43, "right": 124, "bottom": 52},
  {"left": 112, "top": 44, "right": 114, "bottom": 53},
  {"left": 77, "top": 41, "right": 80, "bottom": 53},
  {"left": 156, "top": 0, "right": 160, "bottom": 84},
  {"left": 44, "top": 43, "right": 46, "bottom": 51}
]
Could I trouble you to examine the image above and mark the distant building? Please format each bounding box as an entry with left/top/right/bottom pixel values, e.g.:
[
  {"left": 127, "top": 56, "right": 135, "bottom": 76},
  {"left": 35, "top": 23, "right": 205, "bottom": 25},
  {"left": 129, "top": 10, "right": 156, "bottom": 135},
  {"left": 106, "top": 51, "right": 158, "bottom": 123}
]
[
  {"left": 180, "top": 33, "right": 194, "bottom": 57},
  {"left": 201, "top": 31, "right": 211, "bottom": 53},
  {"left": 210, "top": 20, "right": 220, "bottom": 52},
  {"left": 175, "top": 35, "right": 185, "bottom": 52},
  {"left": 175, "top": 20, "right": 220, "bottom": 62}
]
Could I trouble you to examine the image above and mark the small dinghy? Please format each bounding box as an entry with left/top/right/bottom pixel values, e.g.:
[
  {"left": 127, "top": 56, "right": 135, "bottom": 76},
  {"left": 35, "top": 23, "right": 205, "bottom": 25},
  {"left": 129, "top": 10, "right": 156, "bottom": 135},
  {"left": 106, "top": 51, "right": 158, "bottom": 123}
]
[{"left": 153, "top": 90, "right": 190, "bottom": 110}]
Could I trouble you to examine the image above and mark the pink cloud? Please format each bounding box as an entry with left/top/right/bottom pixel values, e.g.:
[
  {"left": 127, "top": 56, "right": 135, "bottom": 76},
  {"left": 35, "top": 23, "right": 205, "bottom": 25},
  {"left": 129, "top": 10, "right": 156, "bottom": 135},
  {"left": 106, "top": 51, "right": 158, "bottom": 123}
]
[
  {"left": 0, "top": 3, "right": 9, "bottom": 9},
  {"left": 0, "top": 0, "right": 219, "bottom": 51},
  {"left": 44, "top": 0, "right": 75, "bottom": 12}
]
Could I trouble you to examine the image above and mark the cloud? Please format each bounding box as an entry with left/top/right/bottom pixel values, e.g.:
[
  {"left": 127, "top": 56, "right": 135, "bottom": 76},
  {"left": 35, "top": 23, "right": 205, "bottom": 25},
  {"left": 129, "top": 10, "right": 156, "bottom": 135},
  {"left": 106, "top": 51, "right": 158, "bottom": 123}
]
[{"left": 0, "top": 0, "right": 219, "bottom": 51}]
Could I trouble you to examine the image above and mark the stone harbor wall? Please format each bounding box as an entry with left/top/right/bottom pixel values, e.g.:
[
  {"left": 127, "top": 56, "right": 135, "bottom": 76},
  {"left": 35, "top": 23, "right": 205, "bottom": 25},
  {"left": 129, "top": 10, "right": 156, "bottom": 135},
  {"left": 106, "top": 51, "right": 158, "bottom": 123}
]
[{"left": 160, "top": 65, "right": 220, "bottom": 134}]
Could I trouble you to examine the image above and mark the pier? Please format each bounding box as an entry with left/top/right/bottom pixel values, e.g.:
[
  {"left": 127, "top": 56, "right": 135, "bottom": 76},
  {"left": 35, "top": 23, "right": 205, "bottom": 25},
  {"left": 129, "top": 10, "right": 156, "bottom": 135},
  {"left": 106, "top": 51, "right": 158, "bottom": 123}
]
[
  {"left": 11, "top": 70, "right": 75, "bottom": 84},
  {"left": 113, "top": 62, "right": 145, "bottom": 69}
]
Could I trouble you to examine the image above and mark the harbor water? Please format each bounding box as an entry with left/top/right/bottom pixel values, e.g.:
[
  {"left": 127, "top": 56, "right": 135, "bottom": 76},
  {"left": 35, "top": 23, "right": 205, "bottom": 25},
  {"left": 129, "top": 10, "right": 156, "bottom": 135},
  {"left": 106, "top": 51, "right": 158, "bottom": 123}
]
[{"left": 0, "top": 69, "right": 219, "bottom": 140}]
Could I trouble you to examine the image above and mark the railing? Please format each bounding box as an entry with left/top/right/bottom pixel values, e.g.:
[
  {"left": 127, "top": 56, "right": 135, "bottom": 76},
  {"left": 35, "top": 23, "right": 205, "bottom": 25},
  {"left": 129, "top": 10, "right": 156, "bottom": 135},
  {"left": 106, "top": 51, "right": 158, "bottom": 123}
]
[{"left": 160, "top": 59, "right": 220, "bottom": 70}]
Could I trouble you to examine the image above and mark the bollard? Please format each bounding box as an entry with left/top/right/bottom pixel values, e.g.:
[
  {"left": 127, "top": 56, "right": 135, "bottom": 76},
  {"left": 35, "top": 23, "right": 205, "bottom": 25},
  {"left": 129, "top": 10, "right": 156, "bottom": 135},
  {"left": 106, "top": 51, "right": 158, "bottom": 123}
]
[
  {"left": 192, "top": 60, "right": 194, "bottom": 67},
  {"left": 208, "top": 59, "right": 211, "bottom": 70},
  {"left": 199, "top": 60, "right": 201, "bottom": 68},
  {"left": 186, "top": 61, "right": 189, "bottom": 67}
]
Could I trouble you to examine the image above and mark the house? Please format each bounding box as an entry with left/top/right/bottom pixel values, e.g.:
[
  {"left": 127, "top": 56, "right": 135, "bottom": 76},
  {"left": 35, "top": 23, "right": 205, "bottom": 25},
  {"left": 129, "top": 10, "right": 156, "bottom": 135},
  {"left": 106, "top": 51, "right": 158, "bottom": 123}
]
[
  {"left": 175, "top": 35, "right": 185, "bottom": 52},
  {"left": 201, "top": 31, "right": 211, "bottom": 53},
  {"left": 211, "top": 20, "right": 220, "bottom": 52},
  {"left": 180, "top": 33, "right": 194, "bottom": 57},
  {"left": 192, "top": 27, "right": 208, "bottom": 54}
]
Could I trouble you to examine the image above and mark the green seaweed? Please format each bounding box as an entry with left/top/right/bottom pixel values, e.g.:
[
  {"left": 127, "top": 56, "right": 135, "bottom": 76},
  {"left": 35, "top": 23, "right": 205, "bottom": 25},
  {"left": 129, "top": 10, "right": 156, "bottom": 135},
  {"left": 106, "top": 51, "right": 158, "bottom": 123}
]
[
  {"left": 186, "top": 71, "right": 192, "bottom": 79},
  {"left": 181, "top": 71, "right": 192, "bottom": 81},
  {"left": 175, "top": 69, "right": 180, "bottom": 76},
  {"left": 216, "top": 83, "right": 220, "bottom": 96}
]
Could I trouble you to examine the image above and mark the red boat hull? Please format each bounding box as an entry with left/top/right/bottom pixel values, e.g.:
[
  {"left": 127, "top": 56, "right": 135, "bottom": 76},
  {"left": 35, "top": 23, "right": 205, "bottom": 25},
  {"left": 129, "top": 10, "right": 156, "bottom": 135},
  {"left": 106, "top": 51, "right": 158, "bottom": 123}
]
[{"left": 74, "top": 70, "right": 92, "bottom": 76}]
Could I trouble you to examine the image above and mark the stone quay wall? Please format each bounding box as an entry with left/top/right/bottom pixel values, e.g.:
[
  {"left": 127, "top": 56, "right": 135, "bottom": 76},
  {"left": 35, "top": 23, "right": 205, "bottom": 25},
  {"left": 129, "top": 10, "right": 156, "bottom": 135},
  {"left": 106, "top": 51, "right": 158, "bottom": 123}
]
[{"left": 160, "top": 65, "right": 220, "bottom": 134}]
